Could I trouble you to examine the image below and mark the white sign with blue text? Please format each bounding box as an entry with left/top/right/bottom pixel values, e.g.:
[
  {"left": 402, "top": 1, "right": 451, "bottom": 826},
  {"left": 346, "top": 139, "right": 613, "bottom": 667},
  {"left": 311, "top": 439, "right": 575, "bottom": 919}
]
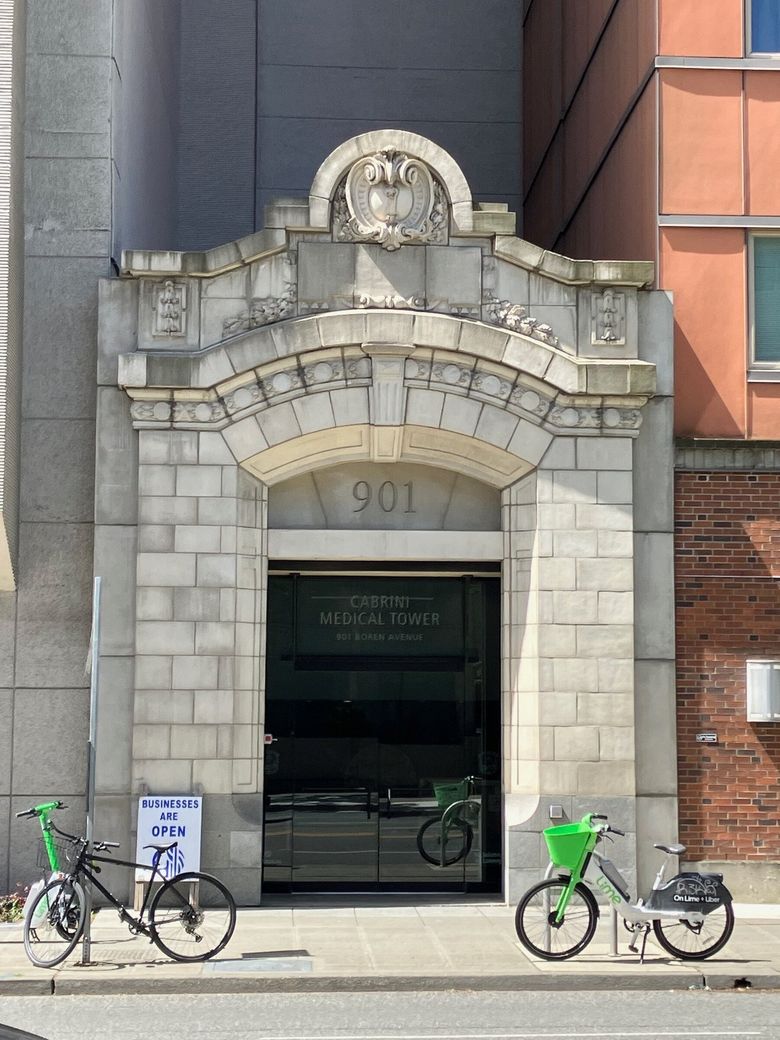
[{"left": 135, "top": 796, "right": 202, "bottom": 881}]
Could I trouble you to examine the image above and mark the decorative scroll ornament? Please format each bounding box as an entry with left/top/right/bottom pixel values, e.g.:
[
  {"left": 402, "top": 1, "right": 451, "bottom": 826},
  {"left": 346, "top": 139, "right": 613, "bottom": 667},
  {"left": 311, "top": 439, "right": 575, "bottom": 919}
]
[
  {"left": 357, "top": 294, "right": 425, "bottom": 310},
  {"left": 485, "top": 293, "right": 558, "bottom": 346},
  {"left": 591, "top": 289, "right": 626, "bottom": 346},
  {"left": 153, "top": 280, "right": 186, "bottom": 337},
  {"left": 337, "top": 150, "right": 444, "bottom": 250}
]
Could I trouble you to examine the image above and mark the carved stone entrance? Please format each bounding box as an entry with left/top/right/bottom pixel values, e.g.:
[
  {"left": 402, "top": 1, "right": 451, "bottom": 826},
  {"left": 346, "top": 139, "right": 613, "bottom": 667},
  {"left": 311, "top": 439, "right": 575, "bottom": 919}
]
[{"left": 96, "top": 131, "right": 674, "bottom": 904}]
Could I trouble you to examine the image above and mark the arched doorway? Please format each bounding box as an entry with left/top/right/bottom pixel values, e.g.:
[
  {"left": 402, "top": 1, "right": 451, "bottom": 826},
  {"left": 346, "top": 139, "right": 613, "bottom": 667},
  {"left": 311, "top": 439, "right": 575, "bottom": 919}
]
[{"left": 263, "top": 463, "right": 503, "bottom": 892}]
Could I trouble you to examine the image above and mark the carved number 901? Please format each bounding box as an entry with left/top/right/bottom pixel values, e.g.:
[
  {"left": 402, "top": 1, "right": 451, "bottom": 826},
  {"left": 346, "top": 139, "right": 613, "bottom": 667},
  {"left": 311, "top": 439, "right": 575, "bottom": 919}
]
[{"left": 352, "top": 481, "right": 416, "bottom": 514}]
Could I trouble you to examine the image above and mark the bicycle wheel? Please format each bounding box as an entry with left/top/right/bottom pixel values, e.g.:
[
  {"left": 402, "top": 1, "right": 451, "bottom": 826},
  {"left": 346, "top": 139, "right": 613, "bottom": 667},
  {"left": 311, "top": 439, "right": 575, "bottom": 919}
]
[
  {"left": 416, "top": 816, "right": 473, "bottom": 866},
  {"left": 150, "top": 871, "right": 236, "bottom": 962},
  {"left": 652, "top": 902, "right": 734, "bottom": 960},
  {"left": 23, "top": 878, "right": 86, "bottom": 968},
  {"left": 515, "top": 878, "right": 598, "bottom": 960}
]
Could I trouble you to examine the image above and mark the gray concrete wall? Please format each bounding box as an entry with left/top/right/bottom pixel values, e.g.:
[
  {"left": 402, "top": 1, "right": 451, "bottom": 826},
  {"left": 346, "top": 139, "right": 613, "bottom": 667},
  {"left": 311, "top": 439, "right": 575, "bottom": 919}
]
[
  {"left": 0, "top": 0, "right": 26, "bottom": 589},
  {"left": 2, "top": 0, "right": 118, "bottom": 892},
  {"left": 112, "top": 0, "right": 181, "bottom": 255},
  {"left": 633, "top": 290, "right": 677, "bottom": 895},
  {"left": 175, "top": 0, "right": 522, "bottom": 251}
]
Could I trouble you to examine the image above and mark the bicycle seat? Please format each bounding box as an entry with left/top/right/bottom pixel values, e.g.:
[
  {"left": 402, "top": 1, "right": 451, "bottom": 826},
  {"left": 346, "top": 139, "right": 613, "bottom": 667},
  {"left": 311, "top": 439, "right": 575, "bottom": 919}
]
[
  {"left": 143, "top": 841, "right": 178, "bottom": 853},
  {"left": 654, "top": 842, "right": 686, "bottom": 856}
]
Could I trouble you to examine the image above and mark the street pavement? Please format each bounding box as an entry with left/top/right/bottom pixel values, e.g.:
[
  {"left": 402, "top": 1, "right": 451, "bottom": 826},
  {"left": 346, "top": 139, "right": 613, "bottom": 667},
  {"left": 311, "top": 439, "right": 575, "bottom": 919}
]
[{"left": 1, "top": 901, "right": 779, "bottom": 995}]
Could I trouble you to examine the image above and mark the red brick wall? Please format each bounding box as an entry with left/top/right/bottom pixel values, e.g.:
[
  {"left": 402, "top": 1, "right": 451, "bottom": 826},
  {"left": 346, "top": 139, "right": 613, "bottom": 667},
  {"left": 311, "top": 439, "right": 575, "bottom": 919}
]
[{"left": 675, "top": 471, "right": 780, "bottom": 860}]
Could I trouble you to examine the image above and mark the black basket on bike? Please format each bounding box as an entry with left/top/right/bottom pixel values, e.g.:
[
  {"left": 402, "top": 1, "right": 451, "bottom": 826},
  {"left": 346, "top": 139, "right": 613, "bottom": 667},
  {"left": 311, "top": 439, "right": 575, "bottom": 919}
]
[{"left": 36, "top": 838, "right": 77, "bottom": 872}]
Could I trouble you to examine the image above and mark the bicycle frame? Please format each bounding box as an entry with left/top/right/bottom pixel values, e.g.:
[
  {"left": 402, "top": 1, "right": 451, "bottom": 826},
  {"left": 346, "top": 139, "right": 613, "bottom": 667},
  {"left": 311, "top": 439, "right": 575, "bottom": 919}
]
[
  {"left": 45, "top": 816, "right": 176, "bottom": 935},
  {"left": 555, "top": 840, "right": 707, "bottom": 927},
  {"left": 34, "top": 803, "right": 64, "bottom": 873},
  {"left": 73, "top": 851, "right": 167, "bottom": 934}
]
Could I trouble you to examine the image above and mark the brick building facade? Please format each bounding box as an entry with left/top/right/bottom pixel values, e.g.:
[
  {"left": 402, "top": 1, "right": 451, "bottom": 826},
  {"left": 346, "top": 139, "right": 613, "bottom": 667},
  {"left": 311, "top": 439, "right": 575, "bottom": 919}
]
[{"left": 675, "top": 467, "right": 780, "bottom": 869}]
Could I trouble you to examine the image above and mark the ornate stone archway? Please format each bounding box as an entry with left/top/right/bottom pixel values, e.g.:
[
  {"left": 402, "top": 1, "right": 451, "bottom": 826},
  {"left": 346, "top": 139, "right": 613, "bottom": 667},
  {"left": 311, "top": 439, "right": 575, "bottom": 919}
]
[{"left": 97, "top": 131, "right": 674, "bottom": 902}]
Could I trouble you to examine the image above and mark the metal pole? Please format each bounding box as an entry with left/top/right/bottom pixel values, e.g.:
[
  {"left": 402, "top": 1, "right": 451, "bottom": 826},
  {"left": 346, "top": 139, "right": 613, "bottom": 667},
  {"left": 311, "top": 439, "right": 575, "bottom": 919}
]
[
  {"left": 80, "top": 577, "right": 101, "bottom": 965},
  {"left": 609, "top": 906, "right": 619, "bottom": 956}
]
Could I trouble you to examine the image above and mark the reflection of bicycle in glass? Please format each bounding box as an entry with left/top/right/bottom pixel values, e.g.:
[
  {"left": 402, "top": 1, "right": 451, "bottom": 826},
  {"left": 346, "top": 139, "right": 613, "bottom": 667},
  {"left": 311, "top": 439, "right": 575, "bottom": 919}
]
[{"left": 416, "top": 775, "right": 482, "bottom": 867}]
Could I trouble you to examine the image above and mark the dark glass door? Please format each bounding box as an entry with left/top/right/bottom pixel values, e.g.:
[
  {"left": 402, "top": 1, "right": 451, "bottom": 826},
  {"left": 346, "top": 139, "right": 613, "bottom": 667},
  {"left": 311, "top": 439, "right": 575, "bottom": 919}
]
[{"left": 263, "top": 571, "right": 500, "bottom": 892}]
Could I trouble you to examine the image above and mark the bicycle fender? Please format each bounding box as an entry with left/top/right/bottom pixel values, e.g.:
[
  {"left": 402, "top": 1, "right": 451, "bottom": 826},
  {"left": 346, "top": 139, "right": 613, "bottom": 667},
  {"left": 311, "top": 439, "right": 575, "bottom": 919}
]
[{"left": 645, "top": 871, "right": 730, "bottom": 914}]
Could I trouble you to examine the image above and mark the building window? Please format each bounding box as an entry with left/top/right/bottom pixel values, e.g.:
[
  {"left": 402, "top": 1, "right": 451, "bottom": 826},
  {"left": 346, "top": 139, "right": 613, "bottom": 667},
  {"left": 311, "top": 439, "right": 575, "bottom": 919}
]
[
  {"left": 751, "top": 236, "right": 780, "bottom": 368},
  {"left": 746, "top": 661, "right": 780, "bottom": 721},
  {"left": 750, "top": 0, "right": 780, "bottom": 53}
]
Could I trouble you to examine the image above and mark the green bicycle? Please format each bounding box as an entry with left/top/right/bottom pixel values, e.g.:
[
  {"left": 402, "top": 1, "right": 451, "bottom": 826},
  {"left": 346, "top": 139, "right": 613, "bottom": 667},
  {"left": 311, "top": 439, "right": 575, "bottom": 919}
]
[
  {"left": 17, "top": 802, "right": 82, "bottom": 937},
  {"left": 515, "top": 812, "right": 734, "bottom": 961}
]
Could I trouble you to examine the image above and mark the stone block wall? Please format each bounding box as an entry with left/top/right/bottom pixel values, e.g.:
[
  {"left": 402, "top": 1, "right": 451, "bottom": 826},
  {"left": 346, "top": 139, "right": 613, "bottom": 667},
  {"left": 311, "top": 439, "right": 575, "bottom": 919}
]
[
  {"left": 504, "top": 433, "right": 638, "bottom": 900},
  {"left": 675, "top": 470, "right": 780, "bottom": 865},
  {"left": 133, "top": 431, "right": 265, "bottom": 801}
]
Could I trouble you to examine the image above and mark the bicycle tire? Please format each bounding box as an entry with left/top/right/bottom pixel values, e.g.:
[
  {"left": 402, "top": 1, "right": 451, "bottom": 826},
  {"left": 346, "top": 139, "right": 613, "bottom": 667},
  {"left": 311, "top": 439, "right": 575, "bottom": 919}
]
[
  {"left": 652, "top": 901, "right": 734, "bottom": 960},
  {"left": 416, "top": 816, "right": 473, "bottom": 866},
  {"left": 515, "top": 878, "right": 599, "bottom": 960},
  {"left": 23, "top": 878, "right": 86, "bottom": 968},
  {"left": 150, "top": 871, "right": 236, "bottom": 962}
]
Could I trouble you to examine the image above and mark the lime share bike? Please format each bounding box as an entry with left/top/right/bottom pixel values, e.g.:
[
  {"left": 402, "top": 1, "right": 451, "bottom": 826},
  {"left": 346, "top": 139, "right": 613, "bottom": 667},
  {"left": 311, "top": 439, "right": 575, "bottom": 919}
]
[
  {"left": 416, "top": 775, "right": 482, "bottom": 867},
  {"left": 19, "top": 808, "right": 236, "bottom": 968},
  {"left": 514, "top": 812, "right": 734, "bottom": 961},
  {"left": 16, "top": 802, "right": 82, "bottom": 938}
]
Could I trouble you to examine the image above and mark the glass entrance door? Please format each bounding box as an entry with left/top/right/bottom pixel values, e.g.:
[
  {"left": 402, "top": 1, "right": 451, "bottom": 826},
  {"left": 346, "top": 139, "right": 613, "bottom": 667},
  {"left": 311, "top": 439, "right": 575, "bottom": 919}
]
[{"left": 263, "top": 571, "right": 500, "bottom": 892}]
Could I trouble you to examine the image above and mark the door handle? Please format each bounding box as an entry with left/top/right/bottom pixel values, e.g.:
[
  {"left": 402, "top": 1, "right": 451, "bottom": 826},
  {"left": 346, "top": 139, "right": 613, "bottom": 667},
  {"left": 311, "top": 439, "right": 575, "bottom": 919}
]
[{"left": 386, "top": 787, "right": 392, "bottom": 818}]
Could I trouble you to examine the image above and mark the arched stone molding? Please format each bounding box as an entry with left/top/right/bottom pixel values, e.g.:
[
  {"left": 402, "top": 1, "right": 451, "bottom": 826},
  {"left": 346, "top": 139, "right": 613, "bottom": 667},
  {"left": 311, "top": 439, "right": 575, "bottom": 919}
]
[
  {"left": 122, "top": 310, "right": 657, "bottom": 402},
  {"left": 308, "top": 129, "right": 474, "bottom": 233}
]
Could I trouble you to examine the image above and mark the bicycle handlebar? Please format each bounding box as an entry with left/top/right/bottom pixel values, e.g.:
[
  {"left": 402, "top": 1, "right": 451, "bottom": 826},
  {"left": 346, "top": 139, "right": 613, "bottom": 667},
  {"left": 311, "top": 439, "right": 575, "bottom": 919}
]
[{"left": 16, "top": 800, "right": 68, "bottom": 819}]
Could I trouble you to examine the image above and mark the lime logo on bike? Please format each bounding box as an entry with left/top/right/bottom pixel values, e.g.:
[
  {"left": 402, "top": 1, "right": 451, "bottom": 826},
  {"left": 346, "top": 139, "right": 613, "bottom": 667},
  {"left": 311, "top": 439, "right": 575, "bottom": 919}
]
[{"left": 596, "top": 874, "right": 621, "bottom": 905}]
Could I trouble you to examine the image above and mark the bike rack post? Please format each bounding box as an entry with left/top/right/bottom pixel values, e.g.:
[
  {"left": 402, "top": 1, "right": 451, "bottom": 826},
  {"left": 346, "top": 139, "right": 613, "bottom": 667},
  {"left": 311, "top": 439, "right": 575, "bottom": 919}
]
[
  {"left": 80, "top": 576, "right": 101, "bottom": 966},
  {"left": 609, "top": 906, "right": 618, "bottom": 957}
]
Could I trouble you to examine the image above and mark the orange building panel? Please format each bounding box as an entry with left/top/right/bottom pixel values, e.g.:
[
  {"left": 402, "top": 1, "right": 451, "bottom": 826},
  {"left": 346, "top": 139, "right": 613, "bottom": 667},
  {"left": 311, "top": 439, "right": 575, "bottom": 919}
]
[
  {"left": 562, "top": 0, "right": 623, "bottom": 105},
  {"left": 523, "top": 0, "right": 563, "bottom": 189},
  {"left": 745, "top": 72, "right": 780, "bottom": 215},
  {"left": 660, "top": 69, "right": 743, "bottom": 215},
  {"left": 659, "top": 0, "right": 744, "bottom": 57},
  {"left": 558, "top": 87, "right": 656, "bottom": 263},
  {"left": 562, "top": 0, "right": 656, "bottom": 219},
  {"left": 661, "top": 227, "right": 746, "bottom": 437},
  {"left": 748, "top": 384, "right": 780, "bottom": 439}
]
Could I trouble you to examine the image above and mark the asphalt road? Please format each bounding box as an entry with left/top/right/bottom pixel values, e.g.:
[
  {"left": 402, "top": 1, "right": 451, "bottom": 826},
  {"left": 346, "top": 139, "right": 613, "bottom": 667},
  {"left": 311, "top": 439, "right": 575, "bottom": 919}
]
[{"left": 2, "top": 991, "right": 780, "bottom": 1040}]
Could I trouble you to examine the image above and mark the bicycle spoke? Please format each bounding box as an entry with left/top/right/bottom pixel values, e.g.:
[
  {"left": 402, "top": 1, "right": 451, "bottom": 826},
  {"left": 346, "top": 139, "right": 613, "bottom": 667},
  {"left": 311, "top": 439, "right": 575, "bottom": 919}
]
[
  {"left": 150, "top": 873, "right": 235, "bottom": 962},
  {"left": 23, "top": 879, "right": 85, "bottom": 968}
]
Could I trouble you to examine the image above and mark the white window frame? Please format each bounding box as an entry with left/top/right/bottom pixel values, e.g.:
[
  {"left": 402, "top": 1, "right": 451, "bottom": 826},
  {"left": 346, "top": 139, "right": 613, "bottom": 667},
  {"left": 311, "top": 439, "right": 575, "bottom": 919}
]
[
  {"left": 747, "top": 0, "right": 780, "bottom": 56},
  {"left": 747, "top": 660, "right": 780, "bottom": 721},
  {"left": 748, "top": 232, "right": 780, "bottom": 379}
]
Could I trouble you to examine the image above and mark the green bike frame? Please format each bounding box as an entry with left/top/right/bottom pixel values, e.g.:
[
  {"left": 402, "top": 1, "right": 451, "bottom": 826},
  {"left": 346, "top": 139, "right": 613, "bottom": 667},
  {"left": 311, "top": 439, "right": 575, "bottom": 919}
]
[{"left": 32, "top": 802, "right": 65, "bottom": 872}]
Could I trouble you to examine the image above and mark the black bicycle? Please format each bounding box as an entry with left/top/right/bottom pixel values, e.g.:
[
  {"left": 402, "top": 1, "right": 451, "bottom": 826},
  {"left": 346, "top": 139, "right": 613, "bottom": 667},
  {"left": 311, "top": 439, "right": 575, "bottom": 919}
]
[{"left": 18, "top": 807, "right": 236, "bottom": 968}]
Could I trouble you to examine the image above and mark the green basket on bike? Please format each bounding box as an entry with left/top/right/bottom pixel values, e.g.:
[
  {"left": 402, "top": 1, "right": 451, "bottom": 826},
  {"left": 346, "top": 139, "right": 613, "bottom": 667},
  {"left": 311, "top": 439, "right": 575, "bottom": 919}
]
[
  {"left": 543, "top": 818, "right": 599, "bottom": 873},
  {"left": 433, "top": 780, "right": 468, "bottom": 809}
]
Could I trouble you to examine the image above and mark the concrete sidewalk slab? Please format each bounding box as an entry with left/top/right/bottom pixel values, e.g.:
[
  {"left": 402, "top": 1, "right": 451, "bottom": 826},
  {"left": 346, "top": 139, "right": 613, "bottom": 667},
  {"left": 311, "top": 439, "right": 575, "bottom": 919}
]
[{"left": 1, "top": 902, "right": 778, "bottom": 995}]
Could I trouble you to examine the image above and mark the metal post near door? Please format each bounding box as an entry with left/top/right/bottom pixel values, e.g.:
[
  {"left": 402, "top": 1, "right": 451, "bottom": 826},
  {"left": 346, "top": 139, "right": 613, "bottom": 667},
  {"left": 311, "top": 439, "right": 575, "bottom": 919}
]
[{"left": 80, "top": 577, "right": 101, "bottom": 965}]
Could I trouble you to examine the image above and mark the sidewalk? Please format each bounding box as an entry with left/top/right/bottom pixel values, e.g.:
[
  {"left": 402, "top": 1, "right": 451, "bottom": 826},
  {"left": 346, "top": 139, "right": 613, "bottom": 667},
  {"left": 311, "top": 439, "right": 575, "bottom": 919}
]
[{"left": 1, "top": 901, "right": 779, "bottom": 995}]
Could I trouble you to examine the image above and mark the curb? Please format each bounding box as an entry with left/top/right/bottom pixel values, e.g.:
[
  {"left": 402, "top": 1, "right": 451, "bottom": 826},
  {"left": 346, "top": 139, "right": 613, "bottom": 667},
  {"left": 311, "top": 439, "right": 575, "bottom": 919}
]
[
  {"left": 0, "top": 973, "right": 715, "bottom": 996},
  {"left": 3, "top": 971, "right": 780, "bottom": 996}
]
